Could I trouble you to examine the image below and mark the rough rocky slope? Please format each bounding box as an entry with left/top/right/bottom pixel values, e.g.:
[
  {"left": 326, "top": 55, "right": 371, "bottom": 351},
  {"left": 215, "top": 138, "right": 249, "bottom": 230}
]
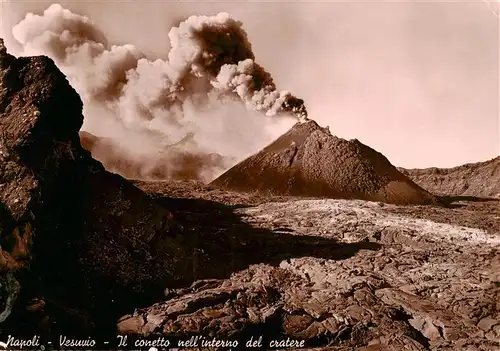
[
  {"left": 121, "top": 180, "right": 500, "bottom": 351},
  {"left": 0, "top": 39, "right": 195, "bottom": 339},
  {"left": 399, "top": 157, "right": 500, "bottom": 199},
  {"left": 212, "top": 120, "right": 439, "bottom": 205}
]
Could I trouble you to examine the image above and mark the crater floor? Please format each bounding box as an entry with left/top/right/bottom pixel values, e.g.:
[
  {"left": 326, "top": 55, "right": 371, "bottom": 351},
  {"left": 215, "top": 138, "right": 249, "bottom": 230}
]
[{"left": 123, "top": 180, "right": 500, "bottom": 350}]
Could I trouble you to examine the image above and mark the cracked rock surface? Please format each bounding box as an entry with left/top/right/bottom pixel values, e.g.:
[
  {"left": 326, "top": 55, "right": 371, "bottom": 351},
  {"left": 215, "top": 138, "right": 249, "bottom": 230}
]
[{"left": 124, "top": 180, "right": 500, "bottom": 350}]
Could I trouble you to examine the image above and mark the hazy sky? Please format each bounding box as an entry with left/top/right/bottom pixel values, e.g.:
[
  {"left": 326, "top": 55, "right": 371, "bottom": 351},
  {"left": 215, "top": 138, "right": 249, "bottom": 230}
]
[{"left": 0, "top": 0, "right": 498, "bottom": 168}]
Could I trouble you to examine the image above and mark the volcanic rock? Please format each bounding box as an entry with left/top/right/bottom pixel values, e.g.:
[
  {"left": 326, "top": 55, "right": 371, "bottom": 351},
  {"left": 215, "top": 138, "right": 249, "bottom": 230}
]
[
  {"left": 118, "top": 185, "right": 500, "bottom": 351},
  {"left": 399, "top": 157, "right": 500, "bottom": 199},
  {"left": 79, "top": 130, "right": 227, "bottom": 181},
  {"left": 0, "top": 39, "right": 191, "bottom": 338},
  {"left": 211, "top": 120, "right": 439, "bottom": 205}
]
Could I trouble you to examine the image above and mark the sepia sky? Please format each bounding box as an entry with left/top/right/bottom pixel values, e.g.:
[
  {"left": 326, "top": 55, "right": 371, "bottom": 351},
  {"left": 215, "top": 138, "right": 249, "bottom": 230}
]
[{"left": 0, "top": 0, "right": 498, "bottom": 169}]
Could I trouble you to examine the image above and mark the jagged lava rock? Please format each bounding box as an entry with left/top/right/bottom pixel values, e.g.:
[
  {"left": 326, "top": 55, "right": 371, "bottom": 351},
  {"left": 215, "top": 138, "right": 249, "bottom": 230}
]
[
  {"left": 399, "top": 156, "right": 500, "bottom": 199},
  {"left": 0, "top": 39, "right": 190, "bottom": 337},
  {"left": 211, "top": 120, "right": 439, "bottom": 205}
]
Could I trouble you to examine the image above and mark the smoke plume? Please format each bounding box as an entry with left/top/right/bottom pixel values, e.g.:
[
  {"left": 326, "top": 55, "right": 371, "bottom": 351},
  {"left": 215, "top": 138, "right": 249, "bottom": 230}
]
[{"left": 10, "top": 4, "right": 307, "bottom": 181}]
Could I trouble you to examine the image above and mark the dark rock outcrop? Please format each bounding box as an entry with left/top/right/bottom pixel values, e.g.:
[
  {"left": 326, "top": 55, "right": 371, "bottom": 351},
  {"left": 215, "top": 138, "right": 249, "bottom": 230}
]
[
  {"left": 0, "top": 38, "right": 191, "bottom": 338},
  {"left": 399, "top": 157, "right": 500, "bottom": 199},
  {"left": 211, "top": 120, "right": 439, "bottom": 205}
]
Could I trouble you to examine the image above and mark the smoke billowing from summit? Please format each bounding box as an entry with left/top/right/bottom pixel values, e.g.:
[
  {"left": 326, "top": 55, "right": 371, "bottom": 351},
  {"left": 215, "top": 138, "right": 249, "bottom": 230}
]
[{"left": 10, "top": 4, "right": 307, "bottom": 181}]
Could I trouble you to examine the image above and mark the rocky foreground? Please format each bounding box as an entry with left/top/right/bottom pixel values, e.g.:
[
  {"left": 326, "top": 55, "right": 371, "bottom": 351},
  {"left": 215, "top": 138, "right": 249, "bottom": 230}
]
[{"left": 121, "top": 180, "right": 500, "bottom": 350}]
